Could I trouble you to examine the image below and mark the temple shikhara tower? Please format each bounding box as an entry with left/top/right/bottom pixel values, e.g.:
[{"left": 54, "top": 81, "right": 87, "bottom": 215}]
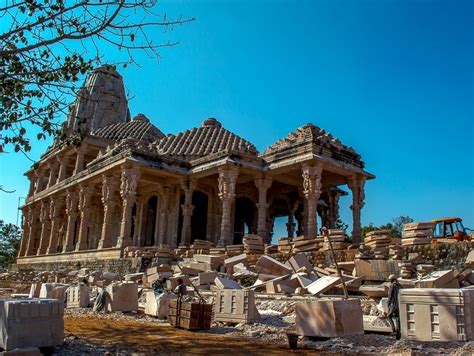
[{"left": 16, "top": 66, "right": 374, "bottom": 265}]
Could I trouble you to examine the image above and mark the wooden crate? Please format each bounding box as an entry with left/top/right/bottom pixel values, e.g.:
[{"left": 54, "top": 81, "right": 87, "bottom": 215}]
[{"left": 169, "top": 300, "right": 212, "bottom": 330}]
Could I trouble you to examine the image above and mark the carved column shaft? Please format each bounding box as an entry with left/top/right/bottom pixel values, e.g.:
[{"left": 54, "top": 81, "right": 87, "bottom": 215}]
[
  {"left": 47, "top": 161, "right": 58, "bottom": 188},
  {"left": 34, "top": 171, "right": 45, "bottom": 194},
  {"left": 76, "top": 185, "right": 93, "bottom": 251},
  {"left": 46, "top": 197, "right": 62, "bottom": 254},
  {"left": 25, "top": 206, "right": 38, "bottom": 256},
  {"left": 73, "top": 146, "right": 86, "bottom": 175},
  {"left": 63, "top": 190, "right": 78, "bottom": 252},
  {"left": 36, "top": 201, "right": 52, "bottom": 255},
  {"left": 133, "top": 197, "right": 143, "bottom": 247},
  {"left": 180, "top": 181, "right": 195, "bottom": 246},
  {"left": 254, "top": 178, "right": 272, "bottom": 239},
  {"left": 158, "top": 188, "right": 171, "bottom": 245},
  {"left": 302, "top": 164, "right": 323, "bottom": 239},
  {"left": 117, "top": 168, "right": 141, "bottom": 248},
  {"left": 348, "top": 176, "right": 366, "bottom": 244},
  {"left": 18, "top": 208, "right": 31, "bottom": 256},
  {"left": 27, "top": 175, "right": 36, "bottom": 197},
  {"left": 56, "top": 156, "right": 69, "bottom": 183},
  {"left": 98, "top": 175, "right": 116, "bottom": 249},
  {"left": 217, "top": 167, "right": 239, "bottom": 246}
]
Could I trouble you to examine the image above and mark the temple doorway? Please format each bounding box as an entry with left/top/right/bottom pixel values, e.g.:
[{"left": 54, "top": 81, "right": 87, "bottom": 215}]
[{"left": 190, "top": 191, "right": 208, "bottom": 242}]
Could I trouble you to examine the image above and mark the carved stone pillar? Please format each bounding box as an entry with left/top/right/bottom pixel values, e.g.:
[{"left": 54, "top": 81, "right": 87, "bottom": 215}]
[
  {"left": 73, "top": 145, "right": 87, "bottom": 175},
  {"left": 254, "top": 177, "right": 272, "bottom": 239},
  {"left": 27, "top": 174, "right": 36, "bottom": 198},
  {"left": 36, "top": 200, "right": 51, "bottom": 255},
  {"left": 47, "top": 160, "right": 58, "bottom": 188},
  {"left": 158, "top": 187, "right": 171, "bottom": 245},
  {"left": 63, "top": 190, "right": 78, "bottom": 252},
  {"left": 328, "top": 191, "right": 340, "bottom": 229},
  {"left": 117, "top": 168, "right": 141, "bottom": 248},
  {"left": 56, "top": 155, "right": 69, "bottom": 183},
  {"left": 46, "top": 197, "right": 62, "bottom": 254},
  {"left": 302, "top": 164, "right": 323, "bottom": 239},
  {"left": 98, "top": 175, "right": 116, "bottom": 249},
  {"left": 25, "top": 206, "right": 38, "bottom": 256},
  {"left": 132, "top": 197, "right": 143, "bottom": 246},
  {"left": 34, "top": 170, "right": 45, "bottom": 194},
  {"left": 180, "top": 180, "right": 195, "bottom": 246},
  {"left": 75, "top": 185, "right": 93, "bottom": 251},
  {"left": 217, "top": 167, "right": 239, "bottom": 246},
  {"left": 18, "top": 208, "right": 30, "bottom": 257},
  {"left": 287, "top": 204, "right": 298, "bottom": 238},
  {"left": 348, "top": 175, "right": 366, "bottom": 243}
]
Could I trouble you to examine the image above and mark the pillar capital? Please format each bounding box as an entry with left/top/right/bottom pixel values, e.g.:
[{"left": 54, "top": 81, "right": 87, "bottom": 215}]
[
  {"left": 78, "top": 185, "right": 93, "bottom": 212},
  {"left": 101, "top": 175, "right": 116, "bottom": 204},
  {"left": 218, "top": 167, "right": 239, "bottom": 200},
  {"left": 302, "top": 164, "right": 323, "bottom": 199},
  {"left": 120, "top": 167, "right": 141, "bottom": 199},
  {"left": 254, "top": 177, "right": 272, "bottom": 191}
]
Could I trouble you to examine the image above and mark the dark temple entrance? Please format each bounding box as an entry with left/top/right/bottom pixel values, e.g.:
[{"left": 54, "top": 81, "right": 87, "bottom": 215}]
[{"left": 233, "top": 197, "right": 256, "bottom": 244}]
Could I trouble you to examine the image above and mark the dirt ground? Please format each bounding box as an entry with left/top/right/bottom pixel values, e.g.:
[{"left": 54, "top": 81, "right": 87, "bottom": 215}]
[
  {"left": 56, "top": 311, "right": 474, "bottom": 355},
  {"left": 60, "top": 312, "right": 303, "bottom": 355}
]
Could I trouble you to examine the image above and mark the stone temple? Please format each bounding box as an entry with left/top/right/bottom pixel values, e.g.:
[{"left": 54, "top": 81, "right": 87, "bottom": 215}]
[{"left": 16, "top": 66, "right": 374, "bottom": 266}]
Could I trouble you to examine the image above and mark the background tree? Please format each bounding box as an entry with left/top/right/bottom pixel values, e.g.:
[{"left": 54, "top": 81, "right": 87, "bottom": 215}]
[
  {"left": 392, "top": 215, "right": 414, "bottom": 238},
  {"left": 360, "top": 215, "right": 414, "bottom": 239},
  {"left": 1, "top": 0, "right": 194, "bottom": 154},
  {"left": 0, "top": 220, "right": 22, "bottom": 268}
]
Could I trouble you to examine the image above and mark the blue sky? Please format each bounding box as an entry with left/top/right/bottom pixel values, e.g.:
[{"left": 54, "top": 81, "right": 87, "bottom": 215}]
[{"left": 1, "top": 0, "right": 473, "bottom": 236}]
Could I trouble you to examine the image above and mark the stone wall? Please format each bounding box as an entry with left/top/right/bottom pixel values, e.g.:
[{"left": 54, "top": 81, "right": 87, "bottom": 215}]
[{"left": 12, "top": 258, "right": 135, "bottom": 275}]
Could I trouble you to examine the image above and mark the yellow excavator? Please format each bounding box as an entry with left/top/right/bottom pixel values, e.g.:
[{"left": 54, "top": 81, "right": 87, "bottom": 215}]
[{"left": 431, "top": 217, "right": 472, "bottom": 242}]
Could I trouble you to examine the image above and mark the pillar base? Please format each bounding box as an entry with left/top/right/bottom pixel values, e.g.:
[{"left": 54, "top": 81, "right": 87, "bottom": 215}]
[
  {"left": 116, "top": 237, "right": 132, "bottom": 248},
  {"left": 45, "top": 247, "right": 57, "bottom": 254},
  {"left": 62, "top": 244, "right": 75, "bottom": 253},
  {"left": 75, "top": 242, "right": 88, "bottom": 252},
  {"left": 97, "top": 240, "right": 112, "bottom": 249}
]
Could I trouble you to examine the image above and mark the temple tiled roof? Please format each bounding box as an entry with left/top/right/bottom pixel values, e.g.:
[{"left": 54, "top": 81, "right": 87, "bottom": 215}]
[
  {"left": 262, "top": 123, "right": 364, "bottom": 168},
  {"left": 155, "top": 118, "right": 258, "bottom": 160},
  {"left": 91, "top": 114, "right": 165, "bottom": 142}
]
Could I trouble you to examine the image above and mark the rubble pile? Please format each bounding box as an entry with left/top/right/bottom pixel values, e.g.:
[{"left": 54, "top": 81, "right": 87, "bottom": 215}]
[{"left": 1, "top": 230, "right": 474, "bottom": 353}]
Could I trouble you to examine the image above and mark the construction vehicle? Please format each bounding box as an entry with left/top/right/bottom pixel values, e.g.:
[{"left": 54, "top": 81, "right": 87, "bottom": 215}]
[{"left": 431, "top": 217, "right": 472, "bottom": 242}]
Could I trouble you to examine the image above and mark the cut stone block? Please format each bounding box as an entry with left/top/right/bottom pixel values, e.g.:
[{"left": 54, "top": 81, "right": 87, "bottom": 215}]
[
  {"left": 0, "top": 298, "right": 64, "bottom": 351},
  {"left": 224, "top": 254, "right": 247, "bottom": 271},
  {"left": 466, "top": 250, "right": 474, "bottom": 268},
  {"left": 415, "top": 270, "right": 457, "bottom": 289},
  {"left": 306, "top": 276, "right": 341, "bottom": 296},
  {"left": 255, "top": 255, "right": 292, "bottom": 276},
  {"left": 146, "top": 265, "right": 172, "bottom": 275},
  {"left": 197, "top": 271, "right": 219, "bottom": 285},
  {"left": 192, "top": 254, "right": 224, "bottom": 270},
  {"left": 214, "top": 289, "right": 258, "bottom": 323},
  {"left": 66, "top": 284, "right": 90, "bottom": 308},
  {"left": 39, "top": 283, "right": 68, "bottom": 301},
  {"left": 296, "top": 299, "right": 364, "bottom": 337},
  {"left": 105, "top": 282, "right": 138, "bottom": 312},
  {"left": 1, "top": 346, "right": 42, "bottom": 355},
  {"left": 287, "top": 254, "right": 314, "bottom": 274},
  {"left": 399, "top": 288, "right": 474, "bottom": 341},
  {"left": 144, "top": 291, "right": 177, "bottom": 319},
  {"left": 354, "top": 259, "right": 399, "bottom": 281},
  {"left": 214, "top": 276, "right": 241, "bottom": 290}
]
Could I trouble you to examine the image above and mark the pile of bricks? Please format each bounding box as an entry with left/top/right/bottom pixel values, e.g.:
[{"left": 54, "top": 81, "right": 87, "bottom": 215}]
[
  {"left": 243, "top": 234, "right": 264, "bottom": 254},
  {"left": 402, "top": 222, "right": 434, "bottom": 246},
  {"left": 322, "top": 229, "right": 348, "bottom": 251}
]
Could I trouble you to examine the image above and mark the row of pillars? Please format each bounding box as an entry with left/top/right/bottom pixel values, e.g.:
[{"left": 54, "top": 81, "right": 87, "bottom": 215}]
[
  {"left": 18, "top": 167, "right": 141, "bottom": 257},
  {"left": 27, "top": 145, "right": 88, "bottom": 197}
]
